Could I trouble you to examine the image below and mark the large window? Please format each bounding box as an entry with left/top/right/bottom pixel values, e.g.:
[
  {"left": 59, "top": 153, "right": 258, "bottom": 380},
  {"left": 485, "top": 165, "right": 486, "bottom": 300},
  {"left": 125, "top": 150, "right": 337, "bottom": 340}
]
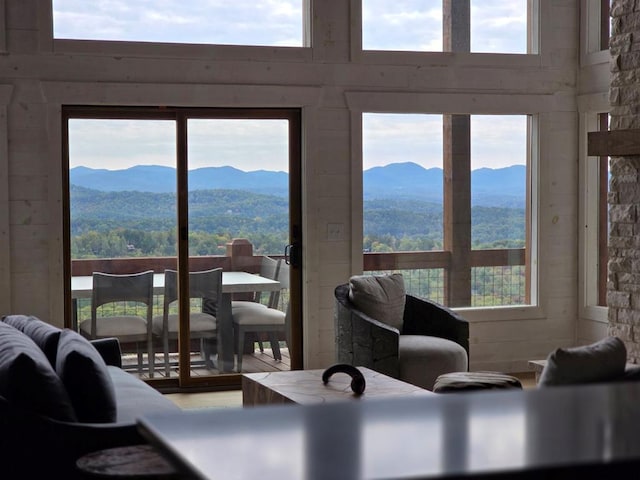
[
  {"left": 583, "top": 112, "right": 609, "bottom": 308},
  {"left": 580, "top": 110, "right": 609, "bottom": 324},
  {"left": 597, "top": 113, "right": 609, "bottom": 307},
  {"left": 362, "top": 113, "right": 531, "bottom": 308},
  {"left": 584, "top": 0, "right": 610, "bottom": 55},
  {"left": 362, "top": 0, "right": 530, "bottom": 54},
  {"left": 52, "top": 0, "right": 305, "bottom": 47}
]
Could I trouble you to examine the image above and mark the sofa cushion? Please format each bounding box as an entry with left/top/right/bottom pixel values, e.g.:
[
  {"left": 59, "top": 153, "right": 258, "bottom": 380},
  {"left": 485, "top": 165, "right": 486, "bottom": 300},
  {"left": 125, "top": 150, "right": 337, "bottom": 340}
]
[
  {"left": 2, "top": 315, "right": 61, "bottom": 366},
  {"left": 0, "top": 322, "right": 76, "bottom": 421},
  {"left": 348, "top": 273, "right": 406, "bottom": 330},
  {"left": 56, "top": 329, "right": 117, "bottom": 423},
  {"left": 538, "top": 336, "right": 627, "bottom": 387}
]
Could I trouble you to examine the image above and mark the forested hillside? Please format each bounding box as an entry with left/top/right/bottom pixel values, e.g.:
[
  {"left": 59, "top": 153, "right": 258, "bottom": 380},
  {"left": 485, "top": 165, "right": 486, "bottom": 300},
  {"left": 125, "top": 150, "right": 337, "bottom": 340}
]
[{"left": 71, "top": 184, "right": 525, "bottom": 258}]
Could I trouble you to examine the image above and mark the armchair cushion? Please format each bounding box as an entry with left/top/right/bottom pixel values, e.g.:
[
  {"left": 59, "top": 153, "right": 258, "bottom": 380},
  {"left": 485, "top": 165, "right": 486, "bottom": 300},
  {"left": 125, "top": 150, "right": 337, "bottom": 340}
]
[
  {"left": 56, "top": 329, "right": 117, "bottom": 423},
  {"left": 348, "top": 273, "right": 406, "bottom": 330},
  {"left": 399, "top": 335, "right": 468, "bottom": 390},
  {"left": 0, "top": 322, "right": 76, "bottom": 422},
  {"left": 539, "top": 336, "right": 627, "bottom": 387}
]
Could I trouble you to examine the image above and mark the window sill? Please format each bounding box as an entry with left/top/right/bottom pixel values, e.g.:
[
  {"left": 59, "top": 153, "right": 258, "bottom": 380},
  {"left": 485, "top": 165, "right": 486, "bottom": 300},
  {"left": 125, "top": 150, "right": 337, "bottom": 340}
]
[
  {"left": 454, "top": 305, "right": 546, "bottom": 323},
  {"left": 357, "top": 50, "right": 542, "bottom": 68},
  {"left": 580, "top": 305, "right": 608, "bottom": 324},
  {"left": 52, "top": 39, "right": 312, "bottom": 62},
  {"left": 580, "top": 49, "right": 610, "bottom": 68}
]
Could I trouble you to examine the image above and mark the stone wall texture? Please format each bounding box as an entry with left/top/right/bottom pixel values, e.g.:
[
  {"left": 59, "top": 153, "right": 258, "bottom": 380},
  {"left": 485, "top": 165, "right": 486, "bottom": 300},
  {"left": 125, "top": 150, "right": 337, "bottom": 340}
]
[{"left": 609, "top": 0, "right": 640, "bottom": 362}]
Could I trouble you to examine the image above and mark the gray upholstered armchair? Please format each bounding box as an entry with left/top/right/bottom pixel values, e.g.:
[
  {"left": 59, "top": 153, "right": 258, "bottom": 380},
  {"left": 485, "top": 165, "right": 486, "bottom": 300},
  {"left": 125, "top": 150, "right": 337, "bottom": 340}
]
[{"left": 334, "top": 274, "right": 470, "bottom": 390}]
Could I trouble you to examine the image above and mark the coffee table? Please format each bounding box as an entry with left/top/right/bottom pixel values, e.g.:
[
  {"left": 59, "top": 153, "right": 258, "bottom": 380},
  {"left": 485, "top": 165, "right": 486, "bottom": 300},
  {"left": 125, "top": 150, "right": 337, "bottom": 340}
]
[{"left": 242, "top": 367, "right": 432, "bottom": 406}]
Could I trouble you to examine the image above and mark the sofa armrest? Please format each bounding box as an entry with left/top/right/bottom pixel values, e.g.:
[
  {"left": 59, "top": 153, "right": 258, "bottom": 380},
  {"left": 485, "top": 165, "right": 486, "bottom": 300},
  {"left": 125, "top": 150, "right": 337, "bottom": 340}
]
[
  {"left": 402, "top": 295, "right": 470, "bottom": 355},
  {"left": 90, "top": 338, "right": 122, "bottom": 368},
  {"left": 0, "top": 394, "right": 143, "bottom": 478}
]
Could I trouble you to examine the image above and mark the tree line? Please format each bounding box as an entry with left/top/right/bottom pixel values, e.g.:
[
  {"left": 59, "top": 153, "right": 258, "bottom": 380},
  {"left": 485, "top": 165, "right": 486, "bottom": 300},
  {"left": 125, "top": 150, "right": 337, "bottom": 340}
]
[{"left": 71, "top": 187, "right": 525, "bottom": 259}]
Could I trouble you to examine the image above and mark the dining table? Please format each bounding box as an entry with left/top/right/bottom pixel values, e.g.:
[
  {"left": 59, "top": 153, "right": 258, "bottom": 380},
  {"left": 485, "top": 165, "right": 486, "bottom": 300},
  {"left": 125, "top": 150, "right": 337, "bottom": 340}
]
[{"left": 71, "top": 271, "right": 281, "bottom": 373}]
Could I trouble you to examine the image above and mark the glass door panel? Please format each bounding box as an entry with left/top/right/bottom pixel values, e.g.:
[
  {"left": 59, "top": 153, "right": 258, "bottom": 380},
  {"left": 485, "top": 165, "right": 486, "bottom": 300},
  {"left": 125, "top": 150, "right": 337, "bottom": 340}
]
[
  {"left": 65, "top": 107, "right": 301, "bottom": 387},
  {"left": 186, "top": 118, "right": 291, "bottom": 375},
  {"left": 67, "top": 117, "right": 177, "bottom": 379}
]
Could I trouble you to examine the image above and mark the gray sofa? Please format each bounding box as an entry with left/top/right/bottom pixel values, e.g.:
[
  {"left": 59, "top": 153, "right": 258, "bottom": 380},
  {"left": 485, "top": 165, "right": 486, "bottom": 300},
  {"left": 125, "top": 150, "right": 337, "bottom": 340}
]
[{"left": 0, "top": 315, "right": 179, "bottom": 478}]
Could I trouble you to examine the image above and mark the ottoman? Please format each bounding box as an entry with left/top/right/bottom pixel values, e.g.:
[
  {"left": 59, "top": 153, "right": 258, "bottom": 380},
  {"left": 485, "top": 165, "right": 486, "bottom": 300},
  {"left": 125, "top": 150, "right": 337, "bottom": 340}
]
[{"left": 433, "top": 371, "right": 522, "bottom": 393}]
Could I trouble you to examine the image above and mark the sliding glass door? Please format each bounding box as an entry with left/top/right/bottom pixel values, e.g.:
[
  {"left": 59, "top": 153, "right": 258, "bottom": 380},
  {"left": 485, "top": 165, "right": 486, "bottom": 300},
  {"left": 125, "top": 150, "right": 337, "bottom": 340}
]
[{"left": 64, "top": 107, "right": 302, "bottom": 387}]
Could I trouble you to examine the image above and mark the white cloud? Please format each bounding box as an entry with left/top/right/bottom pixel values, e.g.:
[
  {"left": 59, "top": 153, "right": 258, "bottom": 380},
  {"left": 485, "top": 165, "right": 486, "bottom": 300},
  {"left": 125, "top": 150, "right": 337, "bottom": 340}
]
[
  {"left": 471, "top": 115, "right": 527, "bottom": 169},
  {"left": 471, "top": 0, "right": 527, "bottom": 53},
  {"left": 363, "top": 114, "right": 443, "bottom": 169},
  {"left": 363, "top": 0, "right": 442, "bottom": 51},
  {"left": 68, "top": 118, "right": 289, "bottom": 172},
  {"left": 362, "top": 0, "right": 527, "bottom": 53},
  {"left": 363, "top": 114, "right": 527, "bottom": 170}
]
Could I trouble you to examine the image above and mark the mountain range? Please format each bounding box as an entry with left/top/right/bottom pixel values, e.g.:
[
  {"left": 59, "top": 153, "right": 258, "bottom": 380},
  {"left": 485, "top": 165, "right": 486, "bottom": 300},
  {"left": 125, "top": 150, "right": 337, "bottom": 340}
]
[{"left": 70, "top": 162, "right": 526, "bottom": 207}]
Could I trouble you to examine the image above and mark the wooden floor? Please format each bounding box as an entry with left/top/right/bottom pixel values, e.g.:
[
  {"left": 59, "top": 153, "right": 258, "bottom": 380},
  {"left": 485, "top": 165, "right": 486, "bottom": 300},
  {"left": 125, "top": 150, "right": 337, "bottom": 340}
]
[{"left": 166, "top": 370, "right": 538, "bottom": 410}]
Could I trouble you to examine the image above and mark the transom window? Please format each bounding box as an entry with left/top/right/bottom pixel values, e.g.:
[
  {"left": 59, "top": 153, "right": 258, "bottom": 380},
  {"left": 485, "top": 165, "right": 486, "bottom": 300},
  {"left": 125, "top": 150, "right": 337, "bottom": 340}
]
[
  {"left": 362, "top": 0, "right": 530, "bottom": 54},
  {"left": 52, "top": 0, "right": 305, "bottom": 47}
]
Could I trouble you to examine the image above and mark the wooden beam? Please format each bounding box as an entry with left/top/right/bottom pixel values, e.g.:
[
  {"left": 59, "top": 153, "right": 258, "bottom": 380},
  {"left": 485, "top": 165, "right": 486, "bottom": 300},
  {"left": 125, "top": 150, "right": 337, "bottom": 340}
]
[{"left": 588, "top": 129, "right": 640, "bottom": 156}]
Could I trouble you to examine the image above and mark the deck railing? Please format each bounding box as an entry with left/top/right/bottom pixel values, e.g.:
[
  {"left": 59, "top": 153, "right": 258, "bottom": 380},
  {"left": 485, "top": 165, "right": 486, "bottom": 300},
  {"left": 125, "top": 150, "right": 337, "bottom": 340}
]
[
  {"left": 71, "top": 241, "right": 527, "bottom": 313},
  {"left": 364, "top": 248, "right": 527, "bottom": 306}
]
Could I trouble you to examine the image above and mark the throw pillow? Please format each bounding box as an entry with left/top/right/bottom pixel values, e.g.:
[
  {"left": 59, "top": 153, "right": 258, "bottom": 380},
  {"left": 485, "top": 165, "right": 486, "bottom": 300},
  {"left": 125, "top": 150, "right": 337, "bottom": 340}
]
[
  {"left": 2, "top": 315, "right": 62, "bottom": 366},
  {"left": 538, "top": 336, "right": 627, "bottom": 387},
  {"left": 348, "top": 273, "right": 406, "bottom": 330},
  {"left": 55, "top": 329, "right": 117, "bottom": 423},
  {"left": 0, "top": 322, "right": 76, "bottom": 421}
]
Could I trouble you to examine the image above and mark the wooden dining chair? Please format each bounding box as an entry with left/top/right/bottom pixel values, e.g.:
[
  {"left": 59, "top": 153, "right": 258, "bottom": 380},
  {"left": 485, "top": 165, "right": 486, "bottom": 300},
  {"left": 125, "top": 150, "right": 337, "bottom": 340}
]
[
  {"left": 152, "top": 268, "right": 223, "bottom": 376},
  {"left": 79, "top": 270, "right": 155, "bottom": 376},
  {"left": 233, "top": 262, "right": 290, "bottom": 372}
]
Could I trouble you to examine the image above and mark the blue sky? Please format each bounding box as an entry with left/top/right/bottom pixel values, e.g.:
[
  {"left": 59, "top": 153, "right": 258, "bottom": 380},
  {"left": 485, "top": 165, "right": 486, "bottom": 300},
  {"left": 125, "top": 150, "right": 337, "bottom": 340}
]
[{"left": 57, "top": 1, "right": 528, "bottom": 171}]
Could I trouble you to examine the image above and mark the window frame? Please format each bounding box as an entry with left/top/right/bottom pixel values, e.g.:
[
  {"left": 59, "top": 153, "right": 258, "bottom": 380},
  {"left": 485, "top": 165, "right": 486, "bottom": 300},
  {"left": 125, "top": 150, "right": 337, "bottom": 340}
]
[
  {"left": 48, "top": 0, "right": 312, "bottom": 61},
  {"left": 51, "top": 0, "right": 310, "bottom": 49},
  {"left": 358, "top": 0, "right": 539, "bottom": 56},
  {"left": 580, "top": 0, "right": 610, "bottom": 66},
  {"left": 346, "top": 98, "right": 545, "bottom": 322},
  {"left": 579, "top": 105, "right": 609, "bottom": 324},
  {"left": 61, "top": 105, "right": 304, "bottom": 388}
]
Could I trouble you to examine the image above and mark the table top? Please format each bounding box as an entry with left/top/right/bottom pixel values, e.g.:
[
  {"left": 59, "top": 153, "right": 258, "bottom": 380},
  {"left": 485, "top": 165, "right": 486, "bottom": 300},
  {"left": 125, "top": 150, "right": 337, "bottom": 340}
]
[
  {"left": 138, "top": 380, "right": 640, "bottom": 479},
  {"left": 71, "top": 271, "right": 280, "bottom": 298},
  {"left": 243, "top": 367, "right": 431, "bottom": 405}
]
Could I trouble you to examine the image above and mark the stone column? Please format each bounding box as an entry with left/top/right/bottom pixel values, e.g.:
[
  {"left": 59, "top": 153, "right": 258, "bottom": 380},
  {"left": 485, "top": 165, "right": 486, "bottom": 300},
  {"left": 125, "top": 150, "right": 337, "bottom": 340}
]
[{"left": 608, "top": 1, "right": 640, "bottom": 362}]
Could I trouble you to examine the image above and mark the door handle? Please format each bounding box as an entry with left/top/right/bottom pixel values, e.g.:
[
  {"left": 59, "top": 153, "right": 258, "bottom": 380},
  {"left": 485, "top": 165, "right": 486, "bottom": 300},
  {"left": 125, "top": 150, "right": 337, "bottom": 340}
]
[{"left": 284, "top": 243, "right": 301, "bottom": 267}]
